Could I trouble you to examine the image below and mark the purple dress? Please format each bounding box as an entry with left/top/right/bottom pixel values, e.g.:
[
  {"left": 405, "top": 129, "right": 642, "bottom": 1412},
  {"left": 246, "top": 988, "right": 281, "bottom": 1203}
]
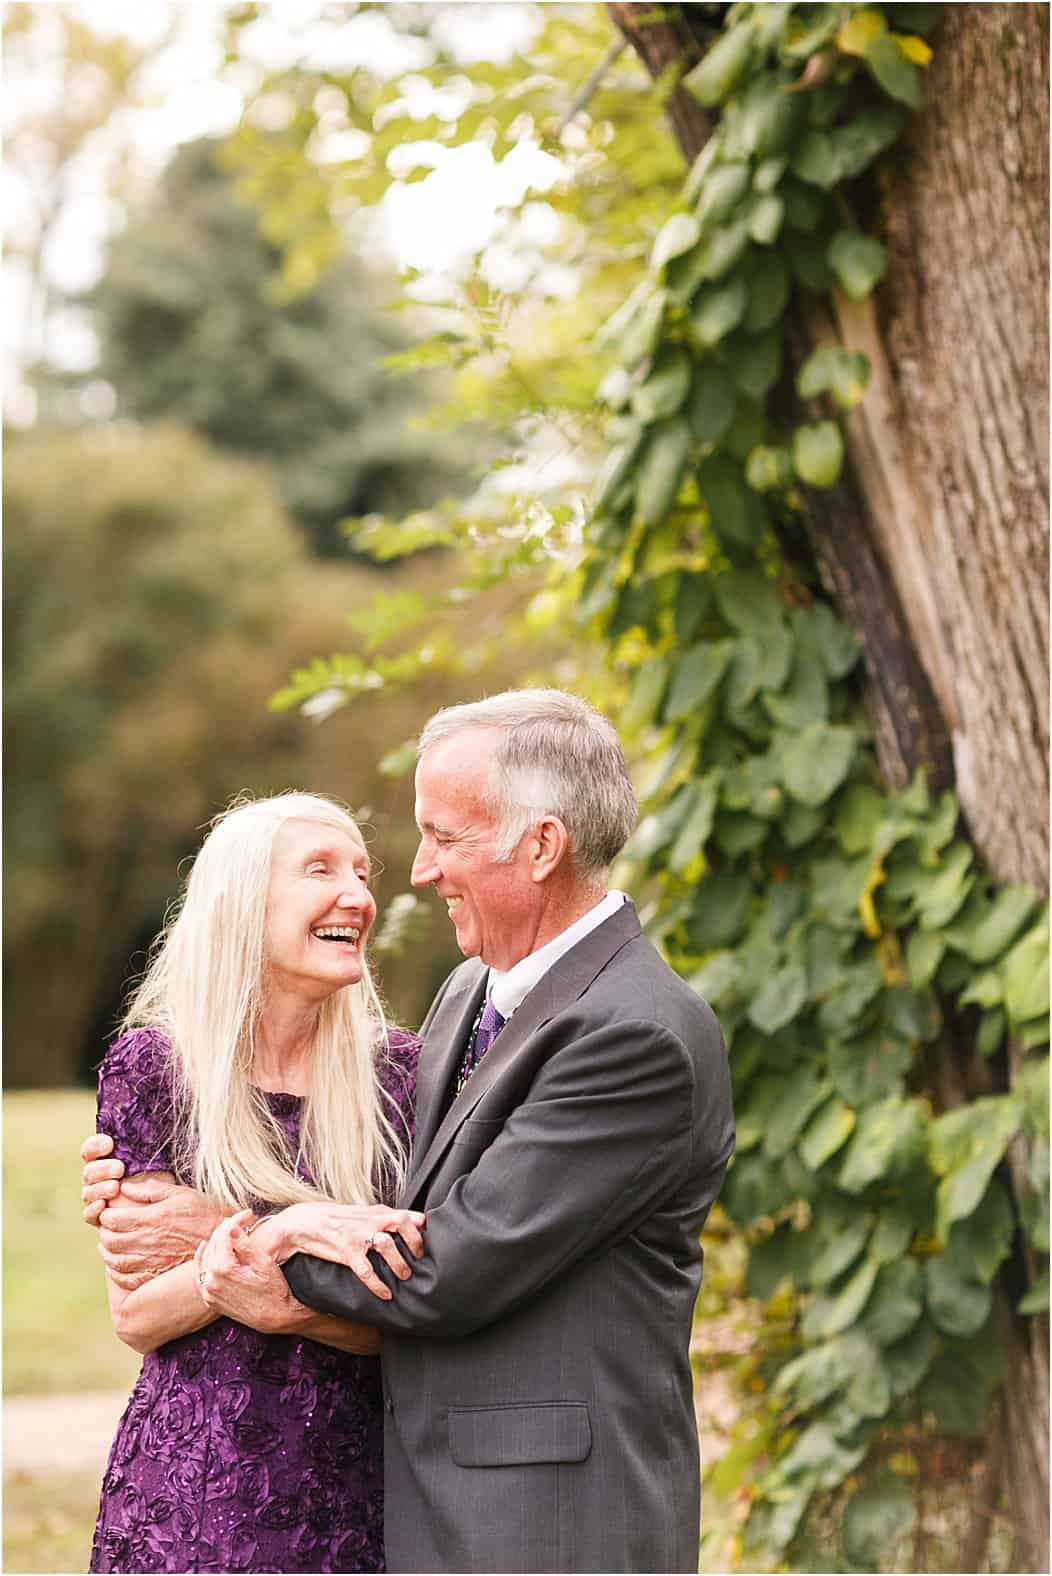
[{"left": 89, "top": 1025, "right": 418, "bottom": 1575}]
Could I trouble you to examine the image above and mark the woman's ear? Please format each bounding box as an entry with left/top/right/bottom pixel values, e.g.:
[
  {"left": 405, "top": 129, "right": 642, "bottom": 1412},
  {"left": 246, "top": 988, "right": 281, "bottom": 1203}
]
[{"left": 529, "top": 816, "right": 570, "bottom": 882}]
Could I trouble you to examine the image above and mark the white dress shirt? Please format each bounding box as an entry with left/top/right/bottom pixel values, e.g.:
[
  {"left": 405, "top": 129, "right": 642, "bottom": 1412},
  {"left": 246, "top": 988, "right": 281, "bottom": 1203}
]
[{"left": 485, "top": 890, "right": 628, "bottom": 1022}]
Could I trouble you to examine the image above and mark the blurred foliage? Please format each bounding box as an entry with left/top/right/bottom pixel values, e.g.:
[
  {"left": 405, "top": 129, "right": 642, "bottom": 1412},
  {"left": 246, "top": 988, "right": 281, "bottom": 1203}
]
[
  {"left": 4, "top": 424, "right": 534, "bottom": 1084},
  {"left": 220, "top": 3, "right": 1048, "bottom": 1569},
  {"left": 86, "top": 137, "right": 471, "bottom": 557}
]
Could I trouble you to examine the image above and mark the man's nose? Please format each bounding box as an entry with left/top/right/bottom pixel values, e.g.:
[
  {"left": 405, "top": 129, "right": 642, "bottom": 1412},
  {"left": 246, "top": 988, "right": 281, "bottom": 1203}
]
[{"left": 410, "top": 843, "right": 438, "bottom": 886}]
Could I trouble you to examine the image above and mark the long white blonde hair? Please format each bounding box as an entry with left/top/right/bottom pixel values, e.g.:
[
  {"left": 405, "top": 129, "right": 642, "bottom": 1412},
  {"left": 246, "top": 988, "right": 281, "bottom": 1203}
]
[{"left": 123, "top": 792, "right": 409, "bottom": 1210}]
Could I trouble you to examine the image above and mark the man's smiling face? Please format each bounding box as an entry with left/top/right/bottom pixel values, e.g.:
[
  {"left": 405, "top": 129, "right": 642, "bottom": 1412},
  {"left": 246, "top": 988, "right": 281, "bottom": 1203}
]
[{"left": 410, "top": 729, "right": 541, "bottom": 971}]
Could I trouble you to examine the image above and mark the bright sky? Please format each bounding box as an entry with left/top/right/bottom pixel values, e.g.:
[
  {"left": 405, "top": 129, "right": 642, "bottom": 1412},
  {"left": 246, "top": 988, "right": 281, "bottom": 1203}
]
[{"left": 4, "top": 0, "right": 580, "bottom": 420}]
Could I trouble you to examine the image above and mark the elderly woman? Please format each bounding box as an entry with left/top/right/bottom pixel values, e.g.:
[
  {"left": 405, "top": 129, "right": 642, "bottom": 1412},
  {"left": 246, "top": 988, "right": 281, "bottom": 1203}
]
[{"left": 86, "top": 793, "right": 423, "bottom": 1575}]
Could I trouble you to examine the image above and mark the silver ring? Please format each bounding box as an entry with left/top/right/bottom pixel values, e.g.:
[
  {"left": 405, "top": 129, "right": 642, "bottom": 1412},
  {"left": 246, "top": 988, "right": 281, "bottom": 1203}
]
[
  {"left": 198, "top": 1268, "right": 206, "bottom": 1287},
  {"left": 364, "top": 1234, "right": 375, "bottom": 1253}
]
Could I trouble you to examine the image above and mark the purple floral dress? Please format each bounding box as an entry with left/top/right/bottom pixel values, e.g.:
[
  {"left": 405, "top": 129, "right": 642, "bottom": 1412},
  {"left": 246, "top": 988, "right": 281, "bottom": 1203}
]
[{"left": 89, "top": 1025, "right": 419, "bottom": 1575}]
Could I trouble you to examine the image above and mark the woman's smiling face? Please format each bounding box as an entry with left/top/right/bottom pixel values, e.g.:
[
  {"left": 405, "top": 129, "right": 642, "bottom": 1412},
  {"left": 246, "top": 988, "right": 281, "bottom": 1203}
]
[{"left": 264, "top": 819, "right": 377, "bottom": 999}]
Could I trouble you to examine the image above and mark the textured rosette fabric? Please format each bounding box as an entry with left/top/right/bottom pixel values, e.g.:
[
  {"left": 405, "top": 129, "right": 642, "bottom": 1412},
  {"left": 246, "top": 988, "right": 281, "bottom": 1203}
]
[{"left": 90, "top": 1026, "right": 418, "bottom": 1574}]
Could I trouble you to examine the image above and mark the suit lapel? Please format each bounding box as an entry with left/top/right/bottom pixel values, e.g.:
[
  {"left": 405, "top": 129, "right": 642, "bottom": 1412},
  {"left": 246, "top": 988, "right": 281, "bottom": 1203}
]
[
  {"left": 405, "top": 964, "right": 486, "bottom": 1192},
  {"left": 404, "top": 901, "right": 642, "bottom": 1205}
]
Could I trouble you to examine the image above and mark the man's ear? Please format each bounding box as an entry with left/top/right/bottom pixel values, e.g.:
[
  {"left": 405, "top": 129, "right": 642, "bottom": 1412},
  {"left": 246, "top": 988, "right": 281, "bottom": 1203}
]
[{"left": 529, "top": 816, "right": 570, "bottom": 882}]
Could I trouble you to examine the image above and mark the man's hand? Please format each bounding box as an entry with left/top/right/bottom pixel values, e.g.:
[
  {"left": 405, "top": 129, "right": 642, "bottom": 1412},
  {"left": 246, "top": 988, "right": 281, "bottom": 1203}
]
[
  {"left": 81, "top": 1131, "right": 223, "bottom": 1290},
  {"left": 196, "top": 1212, "right": 309, "bottom": 1333}
]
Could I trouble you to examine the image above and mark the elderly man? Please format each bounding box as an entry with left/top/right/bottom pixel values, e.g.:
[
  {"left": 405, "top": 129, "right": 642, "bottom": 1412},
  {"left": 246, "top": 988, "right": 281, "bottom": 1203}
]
[{"left": 83, "top": 689, "right": 734, "bottom": 1573}]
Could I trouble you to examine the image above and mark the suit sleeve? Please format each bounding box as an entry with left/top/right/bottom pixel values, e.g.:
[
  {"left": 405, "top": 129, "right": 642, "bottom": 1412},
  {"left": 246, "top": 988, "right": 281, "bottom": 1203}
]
[{"left": 283, "top": 1011, "right": 730, "bottom": 1337}]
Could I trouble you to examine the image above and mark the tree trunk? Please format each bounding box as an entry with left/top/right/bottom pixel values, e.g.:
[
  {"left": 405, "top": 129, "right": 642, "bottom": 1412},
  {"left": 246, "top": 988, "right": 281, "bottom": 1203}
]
[{"left": 608, "top": 3, "right": 1050, "bottom": 1566}]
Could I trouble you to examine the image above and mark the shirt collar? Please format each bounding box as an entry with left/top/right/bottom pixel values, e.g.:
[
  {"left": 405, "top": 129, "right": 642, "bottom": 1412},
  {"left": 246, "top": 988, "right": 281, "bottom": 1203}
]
[{"left": 486, "top": 890, "right": 628, "bottom": 1021}]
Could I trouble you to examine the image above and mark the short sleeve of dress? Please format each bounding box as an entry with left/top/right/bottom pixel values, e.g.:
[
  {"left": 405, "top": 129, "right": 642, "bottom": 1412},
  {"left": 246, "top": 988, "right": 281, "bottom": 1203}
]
[
  {"left": 380, "top": 1027, "right": 421, "bottom": 1150},
  {"left": 96, "top": 1027, "right": 178, "bottom": 1179}
]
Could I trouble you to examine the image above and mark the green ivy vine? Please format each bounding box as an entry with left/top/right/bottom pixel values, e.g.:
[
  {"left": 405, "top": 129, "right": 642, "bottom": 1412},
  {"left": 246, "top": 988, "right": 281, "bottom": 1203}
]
[
  {"left": 583, "top": 2, "right": 1048, "bottom": 1564},
  {"left": 263, "top": 3, "right": 1048, "bottom": 1564}
]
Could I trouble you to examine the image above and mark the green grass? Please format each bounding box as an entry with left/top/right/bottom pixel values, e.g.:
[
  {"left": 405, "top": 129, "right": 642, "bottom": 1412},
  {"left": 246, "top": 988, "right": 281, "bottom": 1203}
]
[
  {"left": 4, "top": 1469, "right": 100, "bottom": 1573},
  {"left": 4, "top": 1089, "right": 139, "bottom": 1396}
]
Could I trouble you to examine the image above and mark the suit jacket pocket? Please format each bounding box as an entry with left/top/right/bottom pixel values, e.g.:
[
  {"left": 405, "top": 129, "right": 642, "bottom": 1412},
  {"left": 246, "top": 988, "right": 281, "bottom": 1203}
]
[{"left": 448, "top": 1402, "right": 592, "bottom": 1467}]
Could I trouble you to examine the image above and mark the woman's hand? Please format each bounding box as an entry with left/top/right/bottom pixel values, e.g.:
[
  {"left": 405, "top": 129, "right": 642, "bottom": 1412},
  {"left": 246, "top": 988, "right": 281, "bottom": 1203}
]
[
  {"left": 195, "top": 1211, "right": 307, "bottom": 1332},
  {"left": 269, "top": 1202, "right": 427, "bottom": 1303}
]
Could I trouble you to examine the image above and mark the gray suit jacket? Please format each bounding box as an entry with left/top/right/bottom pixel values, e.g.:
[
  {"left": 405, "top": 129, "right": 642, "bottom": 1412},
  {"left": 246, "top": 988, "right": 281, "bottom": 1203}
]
[{"left": 284, "top": 901, "right": 734, "bottom": 1573}]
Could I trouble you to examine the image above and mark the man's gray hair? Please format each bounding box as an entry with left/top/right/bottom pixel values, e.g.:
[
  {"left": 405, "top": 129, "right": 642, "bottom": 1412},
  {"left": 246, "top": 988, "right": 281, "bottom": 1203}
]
[{"left": 418, "top": 689, "right": 638, "bottom": 877}]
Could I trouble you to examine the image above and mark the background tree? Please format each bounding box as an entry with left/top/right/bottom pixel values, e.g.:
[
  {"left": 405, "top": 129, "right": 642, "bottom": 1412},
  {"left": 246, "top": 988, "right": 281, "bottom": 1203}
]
[
  {"left": 4, "top": 424, "right": 512, "bottom": 1088},
  {"left": 220, "top": 4, "right": 1048, "bottom": 1569},
  {"left": 87, "top": 137, "right": 470, "bottom": 556}
]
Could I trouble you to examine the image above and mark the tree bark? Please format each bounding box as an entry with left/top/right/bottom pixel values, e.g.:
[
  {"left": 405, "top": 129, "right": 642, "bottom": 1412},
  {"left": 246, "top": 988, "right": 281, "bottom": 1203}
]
[{"left": 608, "top": 3, "right": 1051, "bottom": 1565}]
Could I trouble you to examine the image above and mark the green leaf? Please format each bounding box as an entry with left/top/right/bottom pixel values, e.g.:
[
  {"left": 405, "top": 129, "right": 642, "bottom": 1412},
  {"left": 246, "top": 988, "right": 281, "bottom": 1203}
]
[
  {"left": 731, "top": 329, "right": 784, "bottom": 400},
  {"left": 835, "top": 783, "right": 885, "bottom": 854},
  {"left": 791, "top": 130, "right": 841, "bottom": 189},
  {"left": 632, "top": 348, "right": 693, "bottom": 422},
  {"left": 695, "top": 162, "right": 752, "bottom": 230},
  {"left": 930, "top": 1095, "right": 1020, "bottom": 1240},
  {"left": 884, "top": 1316, "right": 935, "bottom": 1396},
  {"left": 843, "top": 1473, "right": 916, "bottom": 1569},
  {"left": 688, "top": 868, "right": 752, "bottom": 949},
  {"left": 780, "top": 1420, "right": 867, "bottom": 1490},
  {"left": 793, "top": 420, "right": 844, "bottom": 487},
  {"left": 763, "top": 646, "right": 829, "bottom": 728},
  {"left": 622, "top": 656, "right": 670, "bottom": 730},
  {"left": 712, "top": 569, "right": 785, "bottom": 634},
  {"left": 1020, "top": 1269, "right": 1049, "bottom": 1315},
  {"left": 947, "top": 1179, "right": 1015, "bottom": 1284},
  {"left": 862, "top": 1260, "right": 925, "bottom": 1346},
  {"left": 828, "top": 229, "right": 889, "bottom": 301},
  {"left": 833, "top": 105, "right": 909, "bottom": 177},
  {"left": 682, "top": 22, "right": 756, "bottom": 108},
  {"left": 781, "top": 175, "right": 829, "bottom": 231},
  {"left": 785, "top": 231, "right": 836, "bottom": 293},
  {"left": 845, "top": 1342, "right": 893, "bottom": 1417},
  {"left": 743, "top": 251, "right": 791, "bottom": 331},
  {"left": 796, "top": 346, "right": 872, "bottom": 409},
  {"left": 906, "top": 929, "right": 945, "bottom": 989},
  {"left": 960, "top": 884, "right": 1038, "bottom": 964},
  {"left": 592, "top": 422, "right": 646, "bottom": 515},
  {"left": 1001, "top": 923, "right": 1050, "bottom": 1026},
  {"left": 748, "top": 193, "right": 784, "bottom": 246},
  {"left": 802, "top": 1259, "right": 879, "bottom": 1341},
  {"left": 690, "top": 277, "right": 748, "bottom": 348},
  {"left": 745, "top": 444, "right": 794, "bottom": 492},
  {"left": 650, "top": 211, "right": 701, "bottom": 272},
  {"left": 619, "top": 288, "right": 668, "bottom": 366},
  {"left": 793, "top": 602, "right": 861, "bottom": 679},
  {"left": 779, "top": 721, "right": 855, "bottom": 806},
  {"left": 668, "top": 777, "right": 720, "bottom": 872},
  {"left": 687, "top": 362, "right": 737, "bottom": 444},
  {"left": 912, "top": 842, "right": 975, "bottom": 928},
  {"left": 664, "top": 639, "right": 736, "bottom": 720},
  {"left": 698, "top": 455, "right": 763, "bottom": 549},
  {"left": 925, "top": 1255, "right": 992, "bottom": 1338},
  {"left": 919, "top": 1354, "right": 988, "bottom": 1434},
  {"left": 869, "top": 1200, "right": 916, "bottom": 1264},
  {"left": 738, "top": 73, "right": 806, "bottom": 158},
  {"left": 689, "top": 950, "right": 744, "bottom": 1009},
  {"left": 635, "top": 417, "right": 691, "bottom": 527},
  {"left": 748, "top": 963, "right": 808, "bottom": 1034},
  {"left": 674, "top": 574, "right": 713, "bottom": 642},
  {"left": 754, "top": 155, "right": 787, "bottom": 193},
  {"left": 838, "top": 1097, "right": 927, "bottom": 1193},
  {"left": 977, "top": 1006, "right": 1006, "bottom": 1057},
  {"left": 808, "top": 1217, "right": 870, "bottom": 1287},
  {"left": 799, "top": 1097, "right": 857, "bottom": 1170},
  {"left": 698, "top": 218, "right": 753, "bottom": 284},
  {"left": 765, "top": 1069, "right": 831, "bottom": 1159},
  {"left": 866, "top": 32, "right": 923, "bottom": 107}
]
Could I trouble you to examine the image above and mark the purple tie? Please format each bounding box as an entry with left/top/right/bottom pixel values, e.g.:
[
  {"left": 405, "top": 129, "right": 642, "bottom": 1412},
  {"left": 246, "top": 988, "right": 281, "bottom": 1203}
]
[{"left": 456, "top": 996, "right": 506, "bottom": 1094}]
